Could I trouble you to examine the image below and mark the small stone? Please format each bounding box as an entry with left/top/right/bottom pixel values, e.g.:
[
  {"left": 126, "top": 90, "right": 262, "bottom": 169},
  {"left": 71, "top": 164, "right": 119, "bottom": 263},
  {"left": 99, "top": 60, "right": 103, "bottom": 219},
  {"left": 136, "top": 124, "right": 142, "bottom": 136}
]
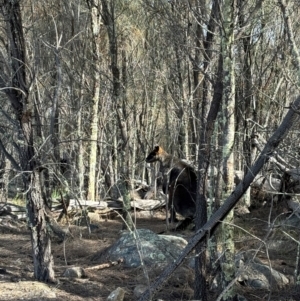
[
  {"left": 63, "top": 266, "right": 86, "bottom": 278},
  {"left": 88, "top": 212, "right": 101, "bottom": 223},
  {"left": 106, "top": 287, "right": 126, "bottom": 301},
  {"left": 133, "top": 284, "right": 148, "bottom": 298}
]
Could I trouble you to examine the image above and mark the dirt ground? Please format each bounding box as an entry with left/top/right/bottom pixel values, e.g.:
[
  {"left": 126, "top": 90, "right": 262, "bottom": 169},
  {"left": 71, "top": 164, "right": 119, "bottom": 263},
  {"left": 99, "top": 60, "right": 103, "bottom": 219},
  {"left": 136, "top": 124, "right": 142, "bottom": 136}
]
[{"left": 0, "top": 205, "right": 300, "bottom": 301}]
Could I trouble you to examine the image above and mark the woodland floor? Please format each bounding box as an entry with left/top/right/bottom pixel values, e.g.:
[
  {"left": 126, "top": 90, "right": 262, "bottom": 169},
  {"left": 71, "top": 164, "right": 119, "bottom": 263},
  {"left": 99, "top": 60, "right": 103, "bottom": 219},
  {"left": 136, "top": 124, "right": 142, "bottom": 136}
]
[{"left": 0, "top": 202, "right": 300, "bottom": 301}]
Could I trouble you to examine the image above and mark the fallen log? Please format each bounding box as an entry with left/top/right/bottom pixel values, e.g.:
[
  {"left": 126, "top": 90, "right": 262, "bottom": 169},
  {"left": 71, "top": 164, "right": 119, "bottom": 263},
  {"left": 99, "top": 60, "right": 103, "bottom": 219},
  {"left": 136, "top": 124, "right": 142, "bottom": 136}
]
[
  {"left": 68, "top": 199, "right": 108, "bottom": 210},
  {"left": 0, "top": 202, "right": 27, "bottom": 219},
  {"left": 52, "top": 199, "right": 109, "bottom": 212},
  {"left": 131, "top": 199, "right": 166, "bottom": 210},
  {"left": 85, "top": 258, "right": 124, "bottom": 271}
]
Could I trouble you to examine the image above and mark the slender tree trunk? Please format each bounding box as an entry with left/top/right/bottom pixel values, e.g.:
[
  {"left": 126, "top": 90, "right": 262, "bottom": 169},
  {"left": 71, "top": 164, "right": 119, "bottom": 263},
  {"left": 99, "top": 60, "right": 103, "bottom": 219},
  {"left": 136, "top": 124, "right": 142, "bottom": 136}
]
[
  {"left": 86, "top": 4, "right": 101, "bottom": 201},
  {"left": 0, "top": 0, "right": 55, "bottom": 282},
  {"left": 194, "top": 1, "right": 222, "bottom": 299},
  {"left": 239, "top": 0, "right": 254, "bottom": 210},
  {"left": 77, "top": 70, "right": 85, "bottom": 199},
  {"left": 101, "top": 0, "right": 133, "bottom": 230},
  {"left": 217, "top": 0, "right": 236, "bottom": 299},
  {"left": 193, "top": 13, "right": 207, "bottom": 299},
  {"left": 50, "top": 47, "right": 62, "bottom": 165},
  {"left": 26, "top": 168, "right": 55, "bottom": 282}
]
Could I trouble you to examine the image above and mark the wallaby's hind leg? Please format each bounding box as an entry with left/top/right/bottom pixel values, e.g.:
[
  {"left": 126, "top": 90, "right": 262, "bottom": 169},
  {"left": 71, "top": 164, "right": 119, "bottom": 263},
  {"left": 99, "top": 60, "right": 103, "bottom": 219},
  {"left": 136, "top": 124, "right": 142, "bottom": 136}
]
[{"left": 167, "top": 184, "right": 178, "bottom": 223}]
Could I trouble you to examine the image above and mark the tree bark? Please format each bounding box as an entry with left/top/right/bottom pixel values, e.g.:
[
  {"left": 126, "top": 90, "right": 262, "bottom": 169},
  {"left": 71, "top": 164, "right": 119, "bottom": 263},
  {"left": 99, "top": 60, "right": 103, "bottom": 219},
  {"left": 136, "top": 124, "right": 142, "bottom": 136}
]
[
  {"left": 27, "top": 169, "right": 55, "bottom": 282},
  {"left": 194, "top": 1, "right": 222, "bottom": 299},
  {"left": 217, "top": 0, "right": 237, "bottom": 298},
  {"left": 86, "top": 4, "right": 101, "bottom": 201},
  {"left": 0, "top": 0, "right": 55, "bottom": 282}
]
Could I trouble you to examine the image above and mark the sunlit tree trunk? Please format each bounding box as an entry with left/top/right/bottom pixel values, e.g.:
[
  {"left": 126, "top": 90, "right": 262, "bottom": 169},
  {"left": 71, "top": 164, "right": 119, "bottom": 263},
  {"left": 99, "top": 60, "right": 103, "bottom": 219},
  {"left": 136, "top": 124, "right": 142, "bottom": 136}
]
[
  {"left": 86, "top": 3, "right": 101, "bottom": 201},
  {"left": 217, "top": 0, "right": 236, "bottom": 299},
  {"left": 238, "top": 0, "right": 255, "bottom": 210},
  {"left": 77, "top": 70, "right": 86, "bottom": 199}
]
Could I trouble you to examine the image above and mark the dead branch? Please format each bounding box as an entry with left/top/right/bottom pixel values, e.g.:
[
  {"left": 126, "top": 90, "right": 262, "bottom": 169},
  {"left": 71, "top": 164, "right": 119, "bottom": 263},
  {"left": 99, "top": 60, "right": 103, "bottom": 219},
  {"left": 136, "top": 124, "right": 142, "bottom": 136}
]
[
  {"left": 252, "top": 134, "right": 295, "bottom": 170},
  {"left": 85, "top": 258, "right": 124, "bottom": 271},
  {"left": 138, "top": 96, "right": 300, "bottom": 301}
]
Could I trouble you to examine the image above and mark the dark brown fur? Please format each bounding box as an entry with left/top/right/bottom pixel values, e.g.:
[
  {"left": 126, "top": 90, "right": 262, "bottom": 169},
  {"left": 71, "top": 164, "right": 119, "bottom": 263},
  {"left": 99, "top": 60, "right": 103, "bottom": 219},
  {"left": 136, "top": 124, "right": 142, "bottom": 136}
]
[{"left": 146, "top": 146, "right": 197, "bottom": 225}]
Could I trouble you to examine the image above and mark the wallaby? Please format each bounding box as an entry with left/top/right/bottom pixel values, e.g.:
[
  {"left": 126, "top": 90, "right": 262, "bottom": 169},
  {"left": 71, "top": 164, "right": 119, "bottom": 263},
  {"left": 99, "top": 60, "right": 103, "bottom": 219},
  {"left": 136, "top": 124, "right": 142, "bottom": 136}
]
[{"left": 146, "top": 145, "right": 197, "bottom": 229}]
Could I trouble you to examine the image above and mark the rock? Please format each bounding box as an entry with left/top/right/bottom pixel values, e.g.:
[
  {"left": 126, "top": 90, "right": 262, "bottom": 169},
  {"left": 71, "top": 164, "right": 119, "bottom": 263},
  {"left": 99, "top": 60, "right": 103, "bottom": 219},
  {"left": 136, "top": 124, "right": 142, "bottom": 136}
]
[
  {"left": 63, "top": 266, "right": 86, "bottom": 278},
  {"left": 93, "top": 229, "right": 188, "bottom": 268},
  {"left": 0, "top": 281, "right": 57, "bottom": 299},
  {"left": 266, "top": 239, "right": 295, "bottom": 254},
  {"left": 236, "top": 252, "right": 289, "bottom": 289},
  {"left": 285, "top": 198, "right": 300, "bottom": 226},
  {"left": 133, "top": 284, "right": 148, "bottom": 298},
  {"left": 106, "top": 287, "right": 126, "bottom": 301},
  {"left": 88, "top": 212, "right": 101, "bottom": 223},
  {"left": 287, "top": 198, "right": 300, "bottom": 216}
]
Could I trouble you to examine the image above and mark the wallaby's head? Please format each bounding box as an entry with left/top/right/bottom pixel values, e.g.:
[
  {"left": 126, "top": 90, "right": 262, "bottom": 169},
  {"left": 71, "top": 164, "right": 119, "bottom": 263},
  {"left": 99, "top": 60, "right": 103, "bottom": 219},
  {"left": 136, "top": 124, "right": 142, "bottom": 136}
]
[{"left": 145, "top": 145, "right": 166, "bottom": 163}]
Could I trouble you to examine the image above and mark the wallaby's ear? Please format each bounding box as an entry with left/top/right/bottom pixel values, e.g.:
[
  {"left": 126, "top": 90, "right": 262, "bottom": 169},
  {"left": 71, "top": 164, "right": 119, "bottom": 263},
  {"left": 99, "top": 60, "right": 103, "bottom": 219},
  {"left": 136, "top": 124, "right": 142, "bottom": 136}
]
[{"left": 154, "top": 145, "right": 160, "bottom": 152}]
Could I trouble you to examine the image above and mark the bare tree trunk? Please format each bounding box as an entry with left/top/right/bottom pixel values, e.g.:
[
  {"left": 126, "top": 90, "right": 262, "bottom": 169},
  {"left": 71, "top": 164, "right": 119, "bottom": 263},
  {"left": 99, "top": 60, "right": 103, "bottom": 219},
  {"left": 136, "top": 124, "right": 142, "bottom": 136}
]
[
  {"left": 27, "top": 168, "right": 55, "bottom": 282},
  {"left": 100, "top": 0, "right": 133, "bottom": 230},
  {"left": 239, "top": 0, "right": 255, "bottom": 210},
  {"left": 216, "top": 0, "right": 237, "bottom": 299},
  {"left": 50, "top": 47, "right": 62, "bottom": 167},
  {"left": 77, "top": 71, "right": 86, "bottom": 199},
  {"left": 86, "top": 3, "right": 101, "bottom": 201},
  {"left": 0, "top": 0, "right": 55, "bottom": 282},
  {"left": 193, "top": 1, "right": 222, "bottom": 299}
]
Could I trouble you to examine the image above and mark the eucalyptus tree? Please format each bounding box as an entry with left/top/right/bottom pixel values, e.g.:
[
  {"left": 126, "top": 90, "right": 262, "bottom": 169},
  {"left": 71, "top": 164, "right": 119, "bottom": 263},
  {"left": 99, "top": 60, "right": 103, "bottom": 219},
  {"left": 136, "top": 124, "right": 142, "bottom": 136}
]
[
  {"left": 0, "top": 0, "right": 56, "bottom": 282},
  {"left": 0, "top": 0, "right": 92, "bottom": 281},
  {"left": 216, "top": 0, "right": 237, "bottom": 298},
  {"left": 85, "top": 0, "right": 102, "bottom": 201}
]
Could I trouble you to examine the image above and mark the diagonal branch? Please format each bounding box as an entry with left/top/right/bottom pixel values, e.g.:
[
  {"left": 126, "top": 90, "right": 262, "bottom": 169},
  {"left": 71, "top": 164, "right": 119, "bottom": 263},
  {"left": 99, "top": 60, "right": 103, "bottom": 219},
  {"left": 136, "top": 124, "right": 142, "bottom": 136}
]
[{"left": 138, "top": 95, "right": 300, "bottom": 301}]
